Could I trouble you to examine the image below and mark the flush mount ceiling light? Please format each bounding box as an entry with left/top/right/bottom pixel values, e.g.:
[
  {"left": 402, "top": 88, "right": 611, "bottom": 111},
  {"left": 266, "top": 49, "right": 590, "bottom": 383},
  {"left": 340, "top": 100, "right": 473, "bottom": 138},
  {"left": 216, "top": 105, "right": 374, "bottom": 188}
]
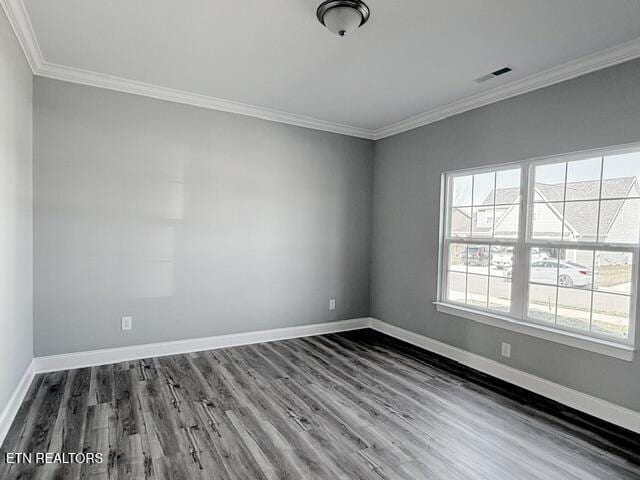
[{"left": 317, "top": 0, "right": 370, "bottom": 37}]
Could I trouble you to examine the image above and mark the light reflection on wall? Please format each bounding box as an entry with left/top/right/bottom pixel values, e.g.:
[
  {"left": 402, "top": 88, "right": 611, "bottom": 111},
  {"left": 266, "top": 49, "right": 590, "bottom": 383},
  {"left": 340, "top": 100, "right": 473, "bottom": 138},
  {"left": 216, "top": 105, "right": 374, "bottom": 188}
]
[{"left": 126, "top": 141, "right": 184, "bottom": 299}]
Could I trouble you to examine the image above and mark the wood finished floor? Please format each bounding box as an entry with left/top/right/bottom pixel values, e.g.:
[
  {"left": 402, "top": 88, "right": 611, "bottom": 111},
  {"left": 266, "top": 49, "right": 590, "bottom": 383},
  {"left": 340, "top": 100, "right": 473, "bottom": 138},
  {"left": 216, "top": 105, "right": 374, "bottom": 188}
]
[{"left": 2, "top": 329, "right": 640, "bottom": 480}]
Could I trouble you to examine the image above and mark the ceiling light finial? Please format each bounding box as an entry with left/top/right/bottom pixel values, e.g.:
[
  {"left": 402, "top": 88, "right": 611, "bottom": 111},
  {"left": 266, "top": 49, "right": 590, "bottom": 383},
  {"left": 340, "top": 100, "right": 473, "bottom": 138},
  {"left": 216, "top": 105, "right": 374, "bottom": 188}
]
[{"left": 317, "top": 0, "right": 370, "bottom": 37}]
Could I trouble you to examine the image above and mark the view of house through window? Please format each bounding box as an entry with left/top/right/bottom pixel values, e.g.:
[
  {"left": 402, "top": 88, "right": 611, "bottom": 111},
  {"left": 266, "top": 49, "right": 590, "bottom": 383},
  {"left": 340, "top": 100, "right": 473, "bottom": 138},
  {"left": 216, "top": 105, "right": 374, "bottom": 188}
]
[{"left": 441, "top": 148, "right": 640, "bottom": 342}]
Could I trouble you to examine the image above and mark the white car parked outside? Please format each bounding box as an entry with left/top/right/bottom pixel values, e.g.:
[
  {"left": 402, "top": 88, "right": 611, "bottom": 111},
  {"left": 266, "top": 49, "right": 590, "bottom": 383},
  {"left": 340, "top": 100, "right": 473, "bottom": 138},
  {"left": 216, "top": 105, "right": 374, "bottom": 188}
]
[{"left": 505, "top": 259, "right": 595, "bottom": 288}]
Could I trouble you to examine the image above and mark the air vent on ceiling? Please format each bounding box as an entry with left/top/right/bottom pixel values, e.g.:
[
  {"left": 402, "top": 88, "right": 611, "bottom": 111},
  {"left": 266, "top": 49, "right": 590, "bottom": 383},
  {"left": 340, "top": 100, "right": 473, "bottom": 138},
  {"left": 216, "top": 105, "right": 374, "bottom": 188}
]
[{"left": 474, "top": 67, "right": 513, "bottom": 83}]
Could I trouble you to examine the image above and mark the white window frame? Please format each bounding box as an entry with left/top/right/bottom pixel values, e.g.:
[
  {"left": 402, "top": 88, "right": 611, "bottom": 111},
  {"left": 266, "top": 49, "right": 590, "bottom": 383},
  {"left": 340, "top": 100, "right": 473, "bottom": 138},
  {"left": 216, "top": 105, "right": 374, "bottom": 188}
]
[{"left": 436, "top": 143, "right": 640, "bottom": 361}]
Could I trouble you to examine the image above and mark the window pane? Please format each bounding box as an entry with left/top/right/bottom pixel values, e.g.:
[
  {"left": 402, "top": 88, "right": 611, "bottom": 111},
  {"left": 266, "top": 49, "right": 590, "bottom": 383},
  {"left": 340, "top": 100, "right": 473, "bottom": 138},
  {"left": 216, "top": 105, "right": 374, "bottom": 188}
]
[
  {"left": 592, "top": 292, "right": 630, "bottom": 339},
  {"left": 450, "top": 207, "right": 471, "bottom": 237},
  {"left": 531, "top": 202, "right": 565, "bottom": 240},
  {"left": 528, "top": 284, "right": 557, "bottom": 323},
  {"left": 534, "top": 163, "right": 565, "bottom": 202},
  {"left": 602, "top": 152, "right": 640, "bottom": 199},
  {"left": 448, "top": 243, "right": 467, "bottom": 272},
  {"left": 494, "top": 205, "right": 519, "bottom": 239},
  {"left": 490, "top": 246, "right": 513, "bottom": 274},
  {"left": 489, "top": 276, "right": 511, "bottom": 313},
  {"left": 473, "top": 172, "right": 495, "bottom": 206},
  {"left": 530, "top": 247, "right": 554, "bottom": 261},
  {"left": 565, "top": 157, "right": 602, "bottom": 201},
  {"left": 562, "top": 201, "right": 599, "bottom": 242},
  {"left": 446, "top": 241, "right": 513, "bottom": 313},
  {"left": 556, "top": 288, "right": 591, "bottom": 331},
  {"left": 598, "top": 198, "right": 640, "bottom": 244},
  {"left": 462, "top": 244, "right": 490, "bottom": 272},
  {"left": 446, "top": 271, "right": 466, "bottom": 303},
  {"left": 471, "top": 207, "right": 493, "bottom": 238},
  {"left": 452, "top": 175, "right": 472, "bottom": 206},
  {"left": 557, "top": 249, "right": 593, "bottom": 289},
  {"left": 529, "top": 248, "right": 558, "bottom": 285},
  {"left": 496, "top": 168, "right": 521, "bottom": 203},
  {"left": 467, "top": 274, "right": 489, "bottom": 308},
  {"left": 594, "top": 251, "right": 632, "bottom": 295}
]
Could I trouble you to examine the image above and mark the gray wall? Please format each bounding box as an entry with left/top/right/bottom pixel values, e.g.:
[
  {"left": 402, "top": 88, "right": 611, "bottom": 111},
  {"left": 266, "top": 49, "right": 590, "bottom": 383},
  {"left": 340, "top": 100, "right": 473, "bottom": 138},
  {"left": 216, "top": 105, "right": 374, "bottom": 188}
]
[
  {"left": 0, "top": 11, "right": 33, "bottom": 411},
  {"left": 371, "top": 58, "right": 640, "bottom": 412},
  {"left": 29, "top": 41, "right": 640, "bottom": 412},
  {"left": 34, "top": 78, "right": 373, "bottom": 356}
]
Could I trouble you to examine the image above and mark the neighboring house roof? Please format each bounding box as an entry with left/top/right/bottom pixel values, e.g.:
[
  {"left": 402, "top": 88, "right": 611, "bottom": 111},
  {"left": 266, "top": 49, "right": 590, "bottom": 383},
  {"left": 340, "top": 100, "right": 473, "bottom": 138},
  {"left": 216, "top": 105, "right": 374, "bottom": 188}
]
[
  {"left": 450, "top": 206, "right": 471, "bottom": 234},
  {"left": 470, "top": 177, "right": 640, "bottom": 238},
  {"left": 536, "top": 178, "right": 636, "bottom": 202},
  {"left": 480, "top": 178, "right": 637, "bottom": 206},
  {"left": 484, "top": 187, "right": 519, "bottom": 205}
]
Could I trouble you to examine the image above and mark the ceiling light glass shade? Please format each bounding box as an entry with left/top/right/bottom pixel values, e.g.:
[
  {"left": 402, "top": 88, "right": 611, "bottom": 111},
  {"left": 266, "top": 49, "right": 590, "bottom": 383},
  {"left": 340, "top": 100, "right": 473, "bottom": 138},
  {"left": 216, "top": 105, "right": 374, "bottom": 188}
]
[
  {"left": 323, "top": 6, "right": 362, "bottom": 36},
  {"left": 317, "top": 1, "right": 370, "bottom": 37}
]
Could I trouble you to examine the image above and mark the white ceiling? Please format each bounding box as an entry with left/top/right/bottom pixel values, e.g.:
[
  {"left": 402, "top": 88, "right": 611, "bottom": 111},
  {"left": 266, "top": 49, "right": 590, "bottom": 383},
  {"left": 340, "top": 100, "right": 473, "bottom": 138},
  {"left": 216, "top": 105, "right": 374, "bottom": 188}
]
[{"left": 10, "top": 0, "right": 640, "bottom": 137}]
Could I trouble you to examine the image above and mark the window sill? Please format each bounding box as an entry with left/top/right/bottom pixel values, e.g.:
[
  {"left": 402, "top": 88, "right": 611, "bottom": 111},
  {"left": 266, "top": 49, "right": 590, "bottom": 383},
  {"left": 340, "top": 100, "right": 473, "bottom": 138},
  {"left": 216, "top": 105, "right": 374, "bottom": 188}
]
[{"left": 433, "top": 302, "right": 635, "bottom": 361}]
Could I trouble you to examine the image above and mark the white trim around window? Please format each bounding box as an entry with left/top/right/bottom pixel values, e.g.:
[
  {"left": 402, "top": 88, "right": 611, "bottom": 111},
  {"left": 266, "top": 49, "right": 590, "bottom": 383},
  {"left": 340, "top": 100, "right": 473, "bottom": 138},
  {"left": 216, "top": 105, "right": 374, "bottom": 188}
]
[{"left": 437, "top": 143, "right": 640, "bottom": 360}]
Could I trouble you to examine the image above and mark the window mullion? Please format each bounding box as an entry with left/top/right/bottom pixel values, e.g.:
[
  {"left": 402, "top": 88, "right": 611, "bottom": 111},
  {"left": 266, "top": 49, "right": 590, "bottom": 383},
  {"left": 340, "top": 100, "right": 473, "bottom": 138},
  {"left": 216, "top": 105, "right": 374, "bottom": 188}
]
[
  {"left": 588, "top": 252, "right": 596, "bottom": 332},
  {"left": 553, "top": 163, "right": 569, "bottom": 325},
  {"left": 588, "top": 157, "right": 605, "bottom": 333},
  {"left": 512, "top": 165, "right": 530, "bottom": 321},
  {"left": 470, "top": 175, "right": 475, "bottom": 238},
  {"left": 629, "top": 245, "right": 639, "bottom": 345},
  {"left": 523, "top": 240, "right": 635, "bottom": 252}
]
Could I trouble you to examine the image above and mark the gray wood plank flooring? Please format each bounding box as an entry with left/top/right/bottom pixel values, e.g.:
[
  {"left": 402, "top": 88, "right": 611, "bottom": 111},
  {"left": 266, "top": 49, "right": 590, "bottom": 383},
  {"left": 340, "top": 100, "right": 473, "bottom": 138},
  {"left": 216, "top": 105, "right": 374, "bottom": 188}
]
[{"left": 2, "top": 329, "right": 639, "bottom": 479}]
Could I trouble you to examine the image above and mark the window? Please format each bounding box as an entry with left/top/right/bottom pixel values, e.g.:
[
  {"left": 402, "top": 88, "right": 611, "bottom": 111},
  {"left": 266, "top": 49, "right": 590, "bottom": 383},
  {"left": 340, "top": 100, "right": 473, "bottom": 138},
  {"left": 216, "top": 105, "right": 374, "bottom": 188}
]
[{"left": 439, "top": 147, "right": 640, "bottom": 347}]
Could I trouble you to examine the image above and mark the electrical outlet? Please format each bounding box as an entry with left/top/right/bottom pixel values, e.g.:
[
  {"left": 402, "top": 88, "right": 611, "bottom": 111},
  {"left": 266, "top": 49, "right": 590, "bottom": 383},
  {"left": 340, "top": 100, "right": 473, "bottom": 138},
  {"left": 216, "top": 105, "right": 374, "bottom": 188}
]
[
  {"left": 121, "top": 316, "right": 132, "bottom": 331},
  {"left": 329, "top": 299, "right": 336, "bottom": 310},
  {"left": 501, "top": 342, "right": 511, "bottom": 358}
]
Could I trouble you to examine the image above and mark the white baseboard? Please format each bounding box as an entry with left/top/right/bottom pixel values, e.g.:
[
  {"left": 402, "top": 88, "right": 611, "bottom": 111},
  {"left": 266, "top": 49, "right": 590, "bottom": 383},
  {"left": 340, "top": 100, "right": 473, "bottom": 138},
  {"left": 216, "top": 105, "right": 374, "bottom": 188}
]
[
  {"left": 369, "top": 318, "right": 640, "bottom": 434},
  {"left": 33, "top": 317, "right": 371, "bottom": 374},
  {"left": 0, "top": 359, "right": 35, "bottom": 446},
  {"left": 7, "top": 316, "right": 637, "bottom": 444}
]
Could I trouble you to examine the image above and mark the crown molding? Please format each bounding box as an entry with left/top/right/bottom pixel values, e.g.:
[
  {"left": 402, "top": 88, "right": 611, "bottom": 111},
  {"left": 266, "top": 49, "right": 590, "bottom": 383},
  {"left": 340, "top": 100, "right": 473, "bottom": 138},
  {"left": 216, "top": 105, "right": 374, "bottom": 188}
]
[
  {"left": 4, "top": 0, "right": 640, "bottom": 141},
  {"left": 36, "top": 61, "right": 377, "bottom": 139},
  {"left": 0, "top": 0, "right": 43, "bottom": 71},
  {"left": 372, "top": 36, "right": 640, "bottom": 140}
]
